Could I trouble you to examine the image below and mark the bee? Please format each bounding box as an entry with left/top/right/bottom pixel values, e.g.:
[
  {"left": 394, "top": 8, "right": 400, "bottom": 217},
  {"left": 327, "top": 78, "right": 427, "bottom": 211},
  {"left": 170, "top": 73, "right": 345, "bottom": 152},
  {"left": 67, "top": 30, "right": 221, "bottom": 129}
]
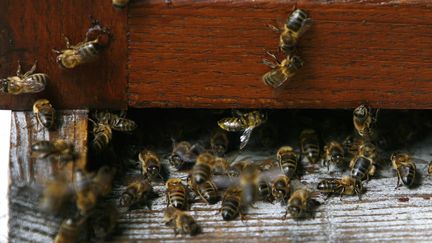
[
  {"left": 428, "top": 161, "right": 432, "bottom": 175},
  {"left": 353, "top": 104, "right": 376, "bottom": 137},
  {"left": 138, "top": 150, "right": 162, "bottom": 180},
  {"left": 164, "top": 207, "right": 200, "bottom": 236},
  {"left": 93, "top": 111, "right": 137, "bottom": 132},
  {"left": 187, "top": 176, "right": 219, "bottom": 205},
  {"left": 1, "top": 61, "right": 47, "bottom": 95},
  {"left": 74, "top": 169, "right": 97, "bottom": 215},
  {"left": 90, "top": 121, "right": 112, "bottom": 153},
  {"left": 54, "top": 216, "right": 87, "bottom": 243},
  {"left": 88, "top": 203, "right": 118, "bottom": 240},
  {"left": 39, "top": 177, "right": 72, "bottom": 213},
  {"left": 213, "top": 156, "right": 231, "bottom": 175},
  {"left": 271, "top": 175, "right": 291, "bottom": 203},
  {"left": 239, "top": 164, "right": 261, "bottom": 204},
  {"left": 168, "top": 140, "right": 202, "bottom": 170},
  {"left": 350, "top": 142, "right": 377, "bottom": 181},
  {"left": 112, "top": 0, "right": 129, "bottom": 8},
  {"left": 299, "top": 129, "right": 320, "bottom": 164},
  {"left": 120, "top": 176, "right": 156, "bottom": 209},
  {"left": 262, "top": 53, "right": 304, "bottom": 88},
  {"left": 33, "top": 99, "right": 55, "bottom": 129},
  {"left": 286, "top": 189, "right": 315, "bottom": 219},
  {"left": 277, "top": 146, "right": 299, "bottom": 178},
  {"left": 191, "top": 152, "right": 214, "bottom": 184},
  {"left": 220, "top": 187, "right": 245, "bottom": 221},
  {"left": 268, "top": 8, "right": 312, "bottom": 55},
  {"left": 317, "top": 176, "right": 363, "bottom": 199},
  {"left": 226, "top": 159, "right": 251, "bottom": 178},
  {"left": 343, "top": 135, "right": 363, "bottom": 157},
  {"left": 210, "top": 131, "right": 229, "bottom": 156},
  {"left": 92, "top": 166, "right": 116, "bottom": 197},
  {"left": 390, "top": 152, "right": 416, "bottom": 188},
  {"left": 323, "top": 141, "right": 345, "bottom": 170},
  {"left": 31, "top": 140, "right": 76, "bottom": 164},
  {"left": 257, "top": 180, "right": 273, "bottom": 202},
  {"left": 218, "top": 110, "right": 266, "bottom": 150},
  {"left": 166, "top": 178, "right": 188, "bottom": 210}
]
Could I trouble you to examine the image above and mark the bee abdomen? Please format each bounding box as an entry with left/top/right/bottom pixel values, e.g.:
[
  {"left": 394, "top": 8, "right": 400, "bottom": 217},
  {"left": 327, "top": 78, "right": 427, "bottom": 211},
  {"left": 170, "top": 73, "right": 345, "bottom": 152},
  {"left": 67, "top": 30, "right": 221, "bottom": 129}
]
[
  {"left": 201, "top": 184, "right": 218, "bottom": 204},
  {"left": 221, "top": 199, "right": 240, "bottom": 220},
  {"left": 192, "top": 164, "right": 211, "bottom": 184},
  {"left": 287, "top": 9, "right": 308, "bottom": 31},
  {"left": 263, "top": 69, "right": 285, "bottom": 88},
  {"left": 119, "top": 190, "right": 135, "bottom": 207},
  {"left": 302, "top": 143, "right": 320, "bottom": 163},
  {"left": 78, "top": 42, "right": 101, "bottom": 61},
  {"left": 38, "top": 107, "right": 55, "bottom": 128},
  {"left": 317, "top": 181, "right": 338, "bottom": 193},
  {"left": 351, "top": 157, "right": 371, "bottom": 180},
  {"left": 280, "top": 155, "right": 298, "bottom": 178},
  {"left": 218, "top": 118, "right": 244, "bottom": 131},
  {"left": 92, "top": 133, "right": 111, "bottom": 153},
  {"left": 400, "top": 165, "right": 416, "bottom": 186},
  {"left": 169, "top": 191, "right": 186, "bottom": 209}
]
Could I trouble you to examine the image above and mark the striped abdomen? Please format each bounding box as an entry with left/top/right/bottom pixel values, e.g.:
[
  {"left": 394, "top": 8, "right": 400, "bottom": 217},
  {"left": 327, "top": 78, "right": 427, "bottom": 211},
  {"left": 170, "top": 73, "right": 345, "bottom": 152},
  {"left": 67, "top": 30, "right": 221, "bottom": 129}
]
[
  {"left": 221, "top": 195, "right": 240, "bottom": 220},
  {"left": 279, "top": 153, "right": 298, "bottom": 178},
  {"left": 199, "top": 181, "right": 219, "bottom": 204},
  {"left": 398, "top": 164, "right": 416, "bottom": 186},
  {"left": 168, "top": 186, "right": 186, "bottom": 210},
  {"left": 218, "top": 117, "right": 245, "bottom": 131},
  {"left": 22, "top": 74, "right": 48, "bottom": 93},
  {"left": 286, "top": 9, "right": 309, "bottom": 32},
  {"left": 262, "top": 68, "right": 289, "bottom": 88},
  {"left": 351, "top": 156, "right": 371, "bottom": 180},
  {"left": 91, "top": 124, "right": 112, "bottom": 153},
  {"left": 77, "top": 42, "right": 102, "bottom": 63},
  {"left": 37, "top": 106, "right": 55, "bottom": 129},
  {"left": 192, "top": 163, "right": 211, "bottom": 184},
  {"left": 301, "top": 142, "right": 320, "bottom": 164},
  {"left": 257, "top": 180, "right": 272, "bottom": 202},
  {"left": 109, "top": 117, "right": 137, "bottom": 132},
  {"left": 317, "top": 179, "right": 341, "bottom": 194}
]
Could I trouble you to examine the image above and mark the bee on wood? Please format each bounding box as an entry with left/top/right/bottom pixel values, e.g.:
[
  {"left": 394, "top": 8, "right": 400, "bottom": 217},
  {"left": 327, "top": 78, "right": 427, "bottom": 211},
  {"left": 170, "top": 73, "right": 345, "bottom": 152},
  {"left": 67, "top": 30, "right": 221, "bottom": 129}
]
[
  {"left": 257, "top": 179, "right": 273, "bottom": 202},
  {"left": 33, "top": 99, "right": 55, "bottom": 130},
  {"left": 220, "top": 186, "right": 245, "bottom": 221},
  {"left": 139, "top": 150, "right": 162, "bottom": 180},
  {"left": 191, "top": 152, "right": 215, "bottom": 185},
  {"left": 239, "top": 164, "right": 261, "bottom": 205},
  {"left": 268, "top": 8, "right": 312, "bottom": 55},
  {"left": 299, "top": 129, "right": 320, "bottom": 164},
  {"left": 286, "top": 189, "right": 316, "bottom": 219},
  {"left": 166, "top": 178, "right": 188, "bottom": 210},
  {"left": 74, "top": 169, "right": 98, "bottom": 215},
  {"left": 218, "top": 110, "right": 266, "bottom": 150},
  {"left": 277, "top": 146, "right": 299, "bottom": 178},
  {"left": 317, "top": 176, "right": 363, "bottom": 200},
  {"left": 210, "top": 131, "right": 229, "bottom": 156},
  {"left": 428, "top": 161, "right": 432, "bottom": 176},
  {"left": 93, "top": 111, "right": 137, "bottom": 132},
  {"left": 54, "top": 216, "right": 87, "bottom": 243},
  {"left": 226, "top": 159, "right": 251, "bottom": 178},
  {"left": 53, "top": 19, "right": 111, "bottom": 69},
  {"left": 88, "top": 203, "right": 118, "bottom": 240},
  {"left": 187, "top": 176, "right": 219, "bottom": 205},
  {"left": 32, "top": 140, "right": 76, "bottom": 164},
  {"left": 271, "top": 175, "right": 291, "bottom": 203},
  {"left": 120, "top": 176, "right": 157, "bottom": 209},
  {"left": 323, "top": 141, "right": 345, "bottom": 170},
  {"left": 353, "top": 104, "right": 377, "bottom": 138},
  {"left": 90, "top": 121, "right": 112, "bottom": 154},
  {"left": 391, "top": 152, "right": 416, "bottom": 188},
  {"left": 112, "top": 0, "right": 129, "bottom": 9},
  {"left": 1, "top": 61, "right": 47, "bottom": 95},
  {"left": 39, "top": 177, "right": 73, "bottom": 213},
  {"left": 212, "top": 156, "right": 231, "bottom": 175},
  {"left": 350, "top": 142, "right": 377, "bottom": 181},
  {"left": 262, "top": 52, "right": 304, "bottom": 88},
  {"left": 164, "top": 207, "right": 200, "bottom": 236},
  {"left": 168, "top": 140, "right": 203, "bottom": 170}
]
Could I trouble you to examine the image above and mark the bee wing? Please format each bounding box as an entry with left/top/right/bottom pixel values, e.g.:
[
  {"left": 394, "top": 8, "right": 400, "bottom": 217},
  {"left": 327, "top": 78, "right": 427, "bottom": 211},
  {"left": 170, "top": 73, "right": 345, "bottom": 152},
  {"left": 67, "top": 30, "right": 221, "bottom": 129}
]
[
  {"left": 412, "top": 157, "right": 429, "bottom": 172},
  {"left": 239, "top": 126, "right": 254, "bottom": 150}
]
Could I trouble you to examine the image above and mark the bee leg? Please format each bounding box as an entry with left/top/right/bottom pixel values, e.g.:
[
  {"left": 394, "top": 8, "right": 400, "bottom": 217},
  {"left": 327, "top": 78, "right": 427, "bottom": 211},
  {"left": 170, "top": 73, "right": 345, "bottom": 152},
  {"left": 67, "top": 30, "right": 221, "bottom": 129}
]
[
  {"left": 282, "top": 209, "right": 288, "bottom": 220},
  {"left": 265, "top": 51, "right": 280, "bottom": 63},
  {"left": 262, "top": 59, "right": 278, "bottom": 69},
  {"left": 64, "top": 36, "right": 71, "bottom": 48},
  {"left": 395, "top": 175, "right": 401, "bottom": 189},
  {"left": 24, "top": 60, "right": 37, "bottom": 76},
  {"left": 339, "top": 188, "right": 345, "bottom": 201},
  {"left": 16, "top": 61, "right": 22, "bottom": 76},
  {"left": 239, "top": 212, "right": 248, "bottom": 222},
  {"left": 267, "top": 24, "right": 281, "bottom": 33}
]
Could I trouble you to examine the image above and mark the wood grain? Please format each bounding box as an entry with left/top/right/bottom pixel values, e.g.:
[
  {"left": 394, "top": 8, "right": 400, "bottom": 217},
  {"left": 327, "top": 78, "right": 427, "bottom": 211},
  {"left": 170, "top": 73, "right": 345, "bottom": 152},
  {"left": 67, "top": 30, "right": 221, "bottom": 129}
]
[
  {"left": 0, "top": 1, "right": 127, "bottom": 110},
  {"left": 9, "top": 110, "right": 88, "bottom": 184},
  {"left": 128, "top": 0, "right": 432, "bottom": 109}
]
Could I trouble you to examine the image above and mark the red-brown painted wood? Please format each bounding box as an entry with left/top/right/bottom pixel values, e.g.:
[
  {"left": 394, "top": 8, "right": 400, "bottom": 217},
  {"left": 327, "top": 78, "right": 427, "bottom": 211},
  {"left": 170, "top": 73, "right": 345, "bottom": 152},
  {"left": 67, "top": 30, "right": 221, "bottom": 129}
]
[
  {"left": 0, "top": 0, "right": 128, "bottom": 110},
  {"left": 128, "top": 0, "right": 432, "bottom": 109}
]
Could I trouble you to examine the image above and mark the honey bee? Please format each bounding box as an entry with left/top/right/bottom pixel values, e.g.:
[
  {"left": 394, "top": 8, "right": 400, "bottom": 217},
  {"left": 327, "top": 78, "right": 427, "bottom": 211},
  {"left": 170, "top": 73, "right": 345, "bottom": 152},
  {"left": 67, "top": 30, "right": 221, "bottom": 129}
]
[
  {"left": 90, "top": 121, "right": 112, "bottom": 153},
  {"left": 262, "top": 53, "right": 304, "bottom": 88},
  {"left": 120, "top": 176, "right": 156, "bottom": 209},
  {"left": 168, "top": 140, "right": 202, "bottom": 170},
  {"left": 112, "top": 0, "right": 129, "bottom": 8},
  {"left": 164, "top": 207, "right": 200, "bottom": 236},
  {"left": 218, "top": 110, "right": 266, "bottom": 150},
  {"left": 88, "top": 202, "right": 118, "bottom": 240},
  {"left": 54, "top": 216, "right": 87, "bottom": 243},
  {"left": 271, "top": 175, "right": 291, "bottom": 203},
  {"left": 323, "top": 141, "right": 345, "bottom": 170},
  {"left": 32, "top": 140, "right": 76, "bottom": 164},
  {"left": 353, "top": 104, "right": 376, "bottom": 137},
  {"left": 239, "top": 164, "right": 261, "bottom": 204},
  {"left": 138, "top": 150, "right": 162, "bottom": 180},
  {"left": 92, "top": 166, "right": 116, "bottom": 196},
  {"left": 33, "top": 99, "right": 55, "bottom": 129},
  {"left": 1, "top": 61, "right": 48, "bottom": 95},
  {"left": 166, "top": 178, "right": 188, "bottom": 210},
  {"left": 191, "top": 152, "right": 214, "bottom": 184},
  {"left": 277, "top": 146, "right": 299, "bottom": 178},
  {"left": 350, "top": 142, "right": 377, "bottom": 181},
  {"left": 93, "top": 111, "right": 137, "bottom": 132},
  {"left": 257, "top": 180, "right": 273, "bottom": 202},
  {"left": 39, "top": 177, "right": 73, "bottom": 213},
  {"left": 268, "top": 8, "right": 312, "bottom": 55},
  {"left": 286, "top": 189, "right": 315, "bottom": 219},
  {"left": 212, "top": 156, "right": 231, "bottom": 175},
  {"left": 210, "top": 131, "right": 229, "bottom": 156},
  {"left": 390, "top": 152, "right": 416, "bottom": 188},
  {"left": 187, "top": 176, "right": 219, "bottom": 205},
  {"left": 220, "top": 186, "right": 245, "bottom": 221},
  {"left": 317, "top": 176, "right": 363, "bottom": 199},
  {"left": 74, "top": 169, "right": 97, "bottom": 215},
  {"left": 342, "top": 135, "right": 362, "bottom": 157},
  {"left": 299, "top": 129, "right": 320, "bottom": 164}
]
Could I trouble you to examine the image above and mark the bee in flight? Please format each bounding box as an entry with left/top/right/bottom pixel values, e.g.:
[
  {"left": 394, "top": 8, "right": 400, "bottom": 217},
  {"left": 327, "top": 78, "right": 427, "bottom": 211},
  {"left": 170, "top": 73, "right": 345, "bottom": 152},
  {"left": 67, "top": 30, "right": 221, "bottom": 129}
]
[
  {"left": 390, "top": 152, "right": 416, "bottom": 188},
  {"left": 93, "top": 111, "right": 137, "bottom": 132},
  {"left": 88, "top": 202, "right": 119, "bottom": 241},
  {"left": 39, "top": 176, "right": 73, "bottom": 213},
  {"left": 112, "top": 0, "right": 130, "bottom": 8},
  {"left": 1, "top": 61, "right": 48, "bottom": 95},
  {"left": 31, "top": 139, "right": 77, "bottom": 164},
  {"left": 54, "top": 215, "right": 88, "bottom": 243},
  {"left": 218, "top": 110, "right": 266, "bottom": 150},
  {"left": 262, "top": 52, "right": 303, "bottom": 88},
  {"left": 317, "top": 176, "right": 363, "bottom": 200},
  {"left": 33, "top": 99, "right": 56, "bottom": 130},
  {"left": 268, "top": 7, "right": 312, "bottom": 55},
  {"left": 164, "top": 207, "right": 200, "bottom": 236},
  {"left": 210, "top": 131, "right": 229, "bottom": 156}
]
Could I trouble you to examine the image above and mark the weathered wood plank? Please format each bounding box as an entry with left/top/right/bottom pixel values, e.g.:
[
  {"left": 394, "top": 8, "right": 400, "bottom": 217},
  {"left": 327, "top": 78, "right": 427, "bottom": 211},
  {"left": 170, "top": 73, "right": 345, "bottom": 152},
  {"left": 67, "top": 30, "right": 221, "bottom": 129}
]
[
  {"left": 128, "top": 0, "right": 432, "bottom": 109},
  {"left": 0, "top": 1, "right": 127, "bottom": 110}
]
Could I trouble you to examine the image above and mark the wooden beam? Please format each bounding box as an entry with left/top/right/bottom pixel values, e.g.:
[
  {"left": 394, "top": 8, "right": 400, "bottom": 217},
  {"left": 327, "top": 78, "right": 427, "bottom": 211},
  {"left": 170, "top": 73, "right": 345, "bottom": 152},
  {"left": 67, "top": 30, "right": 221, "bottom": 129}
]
[{"left": 128, "top": 0, "right": 432, "bottom": 109}]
